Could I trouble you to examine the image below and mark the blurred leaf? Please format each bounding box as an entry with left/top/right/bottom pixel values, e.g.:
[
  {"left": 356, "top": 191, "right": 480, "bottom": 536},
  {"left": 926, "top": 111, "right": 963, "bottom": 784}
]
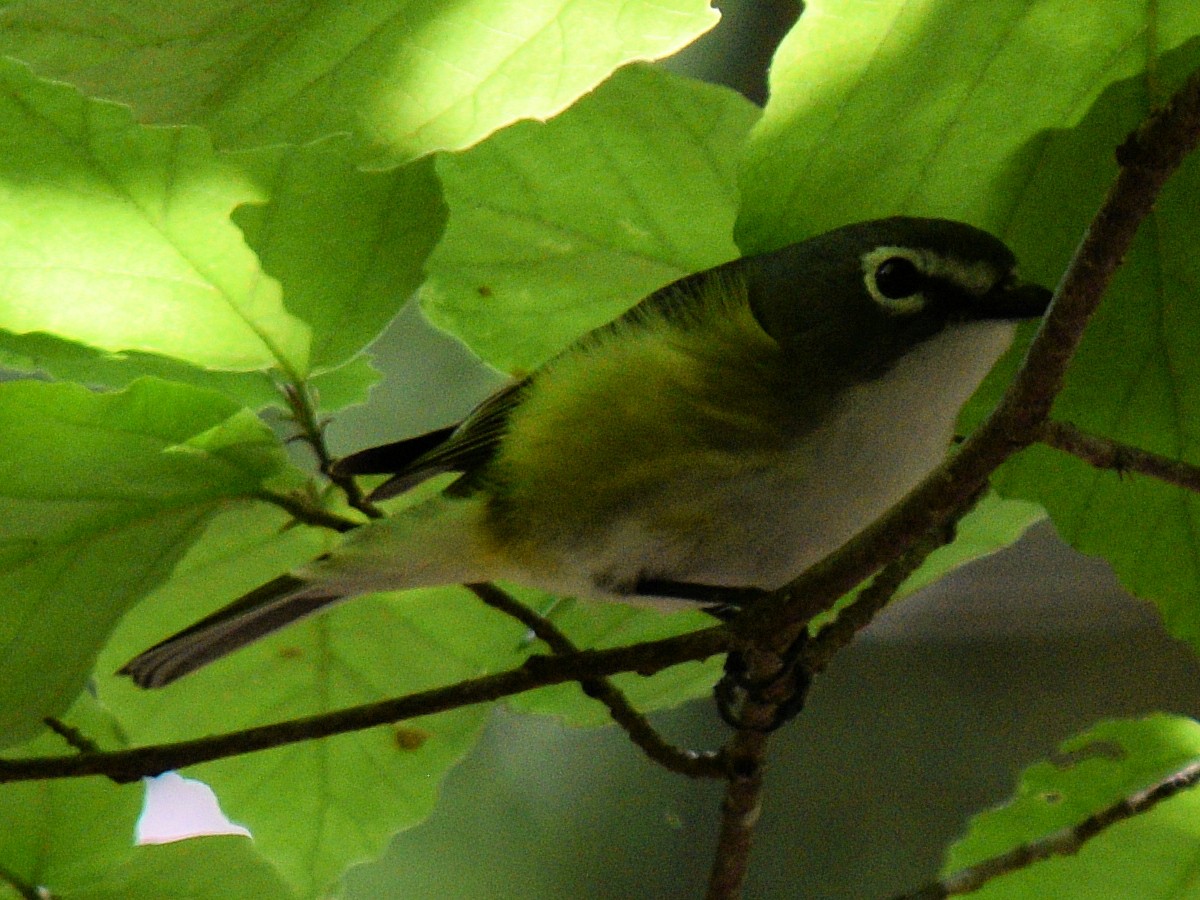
[
  {"left": 0, "top": 329, "right": 285, "bottom": 409},
  {"left": 0, "top": 0, "right": 719, "bottom": 167},
  {"left": 942, "top": 715, "right": 1200, "bottom": 898},
  {"left": 232, "top": 147, "right": 447, "bottom": 372},
  {"left": 0, "top": 378, "right": 310, "bottom": 745},
  {"left": 0, "top": 327, "right": 380, "bottom": 416},
  {"left": 0, "top": 58, "right": 310, "bottom": 376},
  {"left": 422, "top": 63, "right": 759, "bottom": 372}
]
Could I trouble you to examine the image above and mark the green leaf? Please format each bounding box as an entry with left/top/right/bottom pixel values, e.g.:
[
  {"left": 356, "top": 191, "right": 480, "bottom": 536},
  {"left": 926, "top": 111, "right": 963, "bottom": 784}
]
[
  {"left": 942, "top": 715, "right": 1200, "bottom": 898},
  {"left": 0, "top": 332, "right": 381, "bottom": 415},
  {"left": 0, "top": 329, "right": 285, "bottom": 411},
  {"left": 61, "top": 838, "right": 297, "bottom": 900},
  {"left": 423, "top": 63, "right": 760, "bottom": 372},
  {"left": 0, "top": 696, "right": 144, "bottom": 897},
  {"left": 0, "top": 58, "right": 310, "bottom": 377},
  {"left": 0, "top": 378, "right": 310, "bottom": 745},
  {"left": 988, "top": 44, "right": 1200, "bottom": 650},
  {"left": 0, "top": 694, "right": 294, "bottom": 899},
  {"left": 0, "top": 0, "right": 720, "bottom": 167},
  {"left": 99, "top": 569, "right": 509, "bottom": 896},
  {"left": 232, "top": 146, "right": 447, "bottom": 373},
  {"left": 736, "top": 0, "right": 1200, "bottom": 257}
]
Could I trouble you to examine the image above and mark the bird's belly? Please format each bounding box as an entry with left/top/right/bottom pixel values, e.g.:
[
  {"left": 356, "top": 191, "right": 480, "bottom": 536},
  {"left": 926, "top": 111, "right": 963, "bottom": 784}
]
[
  {"left": 506, "top": 414, "right": 956, "bottom": 605},
  {"left": 491, "top": 320, "right": 1015, "bottom": 605}
]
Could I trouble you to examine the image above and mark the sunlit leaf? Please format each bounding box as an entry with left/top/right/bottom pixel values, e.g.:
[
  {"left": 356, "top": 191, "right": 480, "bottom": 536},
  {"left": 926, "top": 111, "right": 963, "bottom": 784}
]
[
  {"left": 422, "top": 63, "right": 758, "bottom": 372},
  {"left": 0, "top": 0, "right": 719, "bottom": 167}
]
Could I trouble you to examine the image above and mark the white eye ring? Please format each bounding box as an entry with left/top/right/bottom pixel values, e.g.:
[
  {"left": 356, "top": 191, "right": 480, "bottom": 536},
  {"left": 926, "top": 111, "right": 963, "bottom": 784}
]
[{"left": 861, "top": 246, "right": 928, "bottom": 315}]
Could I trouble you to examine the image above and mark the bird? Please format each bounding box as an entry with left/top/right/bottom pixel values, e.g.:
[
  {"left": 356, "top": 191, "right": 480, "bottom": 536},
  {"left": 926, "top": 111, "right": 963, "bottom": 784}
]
[{"left": 121, "top": 216, "right": 1052, "bottom": 689}]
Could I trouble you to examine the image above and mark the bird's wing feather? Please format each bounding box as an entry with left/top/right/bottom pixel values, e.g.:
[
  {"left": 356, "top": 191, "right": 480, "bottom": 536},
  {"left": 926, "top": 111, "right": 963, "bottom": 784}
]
[{"left": 332, "top": 379, "right": 528, "bottom": 500}]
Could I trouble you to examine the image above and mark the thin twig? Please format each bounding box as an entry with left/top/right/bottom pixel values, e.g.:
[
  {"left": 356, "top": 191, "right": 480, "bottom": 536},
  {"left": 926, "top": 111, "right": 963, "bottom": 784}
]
[
  {"left": 43, "top": 716, "right": 101, "bottom": 755},
  {"left": 705, "top": 515, "right": 964, "bottom": 900},
  {"left": 0, "top": 627, "right": 730, "bottom": 785},
  {"left": 253, "top": 490, "right": 362, "bottom": 533},
  {"left": 0, "top": 863, "right": 40, "bottom": 900},
  {"left": 705, "top": 619, "right": 805, "bottom": 900},
  {"left": 894, "top": 758, "right": 1200, "bottom": 899},
  {"left": 281, "top": 381, "right": 382, "bottom": 519},
  {"left": 1041, "top": 420, "right": 1200, "bottom": 493},
  {"left": 805, "top": 500, "right": 980, "bottom": 672},
  {"left": 466, "top": 583, "right": 725, "bottom": 779}
]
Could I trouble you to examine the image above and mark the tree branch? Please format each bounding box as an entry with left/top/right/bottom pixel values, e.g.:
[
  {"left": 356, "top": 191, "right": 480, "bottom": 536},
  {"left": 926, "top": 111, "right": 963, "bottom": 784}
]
[
  {"left": 705, "top": 513, "right": 965, "bottom": 900},
  {"left": 0, "top": 626, "right": 730, "bottom": 785},
  {"left": 0, "top": 863, "right": 40, "bottom": 900},
  {"left": 466, "top": 583, "right": 725, "bottom": 778},
  {"left": 1041, "top": 420, "right": 1200, "bottom": 494},
  {"left": 805, "top": 502, "right": 979, "bottom": 672},
  {"left": 253, "top": 489, "right": 362, "bottom": 533},
  {"left": 895, "top": 758, "right": 1200, "bottom": 899}
]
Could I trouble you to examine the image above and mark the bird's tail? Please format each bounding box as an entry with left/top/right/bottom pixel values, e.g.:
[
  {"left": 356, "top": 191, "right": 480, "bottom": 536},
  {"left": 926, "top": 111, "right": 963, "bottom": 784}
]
[
  {"left": 121, "top": 495, "right": 497, "bottom": 688},
  {"left": 118, "top": 574, "right": 348, "bottom": 688}
]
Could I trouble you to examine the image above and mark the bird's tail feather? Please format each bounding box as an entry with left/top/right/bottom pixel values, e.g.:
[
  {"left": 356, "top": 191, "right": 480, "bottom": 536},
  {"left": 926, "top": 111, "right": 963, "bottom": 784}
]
[{"left": 118, "top": 574, "right": 345, "bottom": 689}]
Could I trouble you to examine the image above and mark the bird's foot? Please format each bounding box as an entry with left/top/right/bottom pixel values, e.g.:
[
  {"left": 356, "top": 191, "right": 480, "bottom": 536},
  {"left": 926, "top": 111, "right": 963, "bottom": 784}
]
[{"left": 715, "top": 632, "right": 812, "bottom": 732}]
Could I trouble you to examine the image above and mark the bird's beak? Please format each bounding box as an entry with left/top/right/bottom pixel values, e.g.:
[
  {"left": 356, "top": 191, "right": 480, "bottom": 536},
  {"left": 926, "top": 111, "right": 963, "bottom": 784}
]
[{"left": 977, "top": 278, "right": 1053, "bottom": 321}]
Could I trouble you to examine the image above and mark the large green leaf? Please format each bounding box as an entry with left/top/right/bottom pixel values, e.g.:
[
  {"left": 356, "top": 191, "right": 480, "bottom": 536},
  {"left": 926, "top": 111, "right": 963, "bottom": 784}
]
[
  {"left": 422, "top": 63, "right": 759, "bottom": 372},
  {"left": 99, "top": 536, "right": 506, "bottom": 896},
  {"left": 942, "top": 716, "right": 1200, "bottom": 898},
  {"left": 989, "top": 45, "right": 1200, "bottom": 649},
  {"left": 0, "top": 378, "right": 315, "bottom": 745},
  {"left": 0, "top": 695, "right": 295, "bottom": 899},
  {"left": 0, "top": 0, "right": 719, "bottom": 167},
  {"left": 0, "top": 58, "right": 310, "bottom": 378},
  {"left": 232, "top": 148, "right": 447, "bottom": 373},
  {"left": 736, "top": 0, "right": 1200, "bottom": 258}
]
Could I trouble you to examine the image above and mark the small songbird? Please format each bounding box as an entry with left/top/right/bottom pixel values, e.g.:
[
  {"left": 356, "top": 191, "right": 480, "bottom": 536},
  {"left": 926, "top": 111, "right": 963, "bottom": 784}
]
[{"left": 121, "top": 217, "right": 1052, "bottom": 688}]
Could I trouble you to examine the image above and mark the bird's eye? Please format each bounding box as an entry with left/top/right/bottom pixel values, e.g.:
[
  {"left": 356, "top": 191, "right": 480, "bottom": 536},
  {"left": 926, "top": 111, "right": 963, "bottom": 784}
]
[{"left": 873, "top": 257, "right": 923, "bottom": 299}]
